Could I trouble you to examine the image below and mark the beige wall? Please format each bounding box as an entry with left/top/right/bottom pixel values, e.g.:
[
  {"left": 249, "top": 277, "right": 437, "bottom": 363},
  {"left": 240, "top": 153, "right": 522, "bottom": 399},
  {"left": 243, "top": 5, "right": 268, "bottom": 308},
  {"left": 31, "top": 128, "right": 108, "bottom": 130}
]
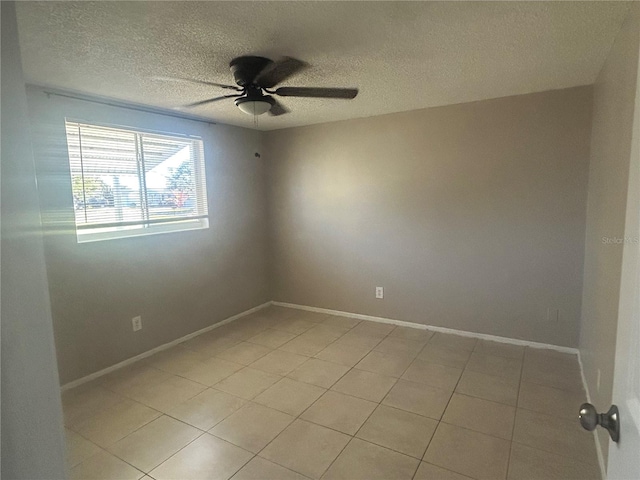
[
  {"left": 580, "top": 4, "right": 640, "bottom": 465},
  {"left": 266, "top": 86, "right": 593, "bottom": 347},
  {"left": 27, "top": 88, "right": 270, "bottom": 384},
  {"left": 1, "top": 3, "right": 67, "bottom": 477}
]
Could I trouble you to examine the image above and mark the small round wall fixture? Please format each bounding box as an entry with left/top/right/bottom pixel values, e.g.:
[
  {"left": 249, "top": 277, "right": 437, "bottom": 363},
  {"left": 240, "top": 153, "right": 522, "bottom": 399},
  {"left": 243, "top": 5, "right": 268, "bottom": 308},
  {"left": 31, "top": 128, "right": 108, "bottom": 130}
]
[{"left": 235, "top": 96, "right": 275, "bottom": 115}]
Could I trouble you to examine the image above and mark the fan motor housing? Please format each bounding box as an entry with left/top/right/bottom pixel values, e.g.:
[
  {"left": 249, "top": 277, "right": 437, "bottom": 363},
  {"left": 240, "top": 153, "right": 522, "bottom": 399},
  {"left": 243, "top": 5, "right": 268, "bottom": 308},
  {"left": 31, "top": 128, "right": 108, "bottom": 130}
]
[{"left": 229, "top": 56, "right": 272, "bottom": 86}]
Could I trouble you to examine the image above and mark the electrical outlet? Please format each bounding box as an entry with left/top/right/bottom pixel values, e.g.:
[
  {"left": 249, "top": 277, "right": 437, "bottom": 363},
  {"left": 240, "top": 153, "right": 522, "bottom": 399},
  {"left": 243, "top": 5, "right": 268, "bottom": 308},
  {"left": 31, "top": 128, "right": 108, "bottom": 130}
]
[
  {"left": 132, "top": 316, "right": 142, "bottom": 332},
  {"left": 375, "top": 287, "right": 384, "bottom": 299}
]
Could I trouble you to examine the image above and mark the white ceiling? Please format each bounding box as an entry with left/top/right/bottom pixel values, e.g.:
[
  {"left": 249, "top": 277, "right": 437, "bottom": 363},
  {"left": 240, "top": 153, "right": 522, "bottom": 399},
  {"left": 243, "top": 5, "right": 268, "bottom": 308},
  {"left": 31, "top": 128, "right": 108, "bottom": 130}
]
[{"left": 16, "top": 1, "right": 631, "bottom": 131}]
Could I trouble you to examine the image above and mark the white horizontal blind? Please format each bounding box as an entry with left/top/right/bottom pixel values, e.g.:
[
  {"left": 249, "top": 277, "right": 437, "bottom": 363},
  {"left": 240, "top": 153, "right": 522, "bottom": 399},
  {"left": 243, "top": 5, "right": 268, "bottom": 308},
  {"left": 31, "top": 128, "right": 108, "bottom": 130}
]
[{"left": 65, "top": 121, "right": 209, "bottom": 242}]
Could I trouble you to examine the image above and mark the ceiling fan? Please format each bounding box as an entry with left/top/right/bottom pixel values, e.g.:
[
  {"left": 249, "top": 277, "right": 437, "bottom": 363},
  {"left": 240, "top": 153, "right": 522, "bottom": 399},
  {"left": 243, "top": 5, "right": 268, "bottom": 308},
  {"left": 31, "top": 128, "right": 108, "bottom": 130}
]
[{"left": 155, "top": 56, "right": 358, "bottom": 116}]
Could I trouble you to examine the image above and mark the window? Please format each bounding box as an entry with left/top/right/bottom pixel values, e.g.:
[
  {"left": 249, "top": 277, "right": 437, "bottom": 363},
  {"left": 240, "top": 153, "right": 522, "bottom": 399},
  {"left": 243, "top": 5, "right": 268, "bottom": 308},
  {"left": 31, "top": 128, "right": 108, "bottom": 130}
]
[{"left": 65, "top": 121, "right": 209, "bottom": 242}]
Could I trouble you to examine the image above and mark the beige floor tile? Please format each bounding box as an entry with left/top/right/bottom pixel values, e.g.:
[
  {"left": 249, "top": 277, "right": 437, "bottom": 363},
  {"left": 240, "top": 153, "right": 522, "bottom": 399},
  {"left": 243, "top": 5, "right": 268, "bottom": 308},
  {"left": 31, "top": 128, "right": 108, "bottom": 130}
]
[
  {"left": 279, "top": 332, "right": 336, "bottom": 356},
  {"left": 350, "top": 321, "right": 395, "bottom": 337},
  {"left": 382, "top": 380, "right": 451, "bottom": 419},
  {"left": 518, "top": 381, "right": 586, "bottom": 419},
  {"left": 374, "top": 337, "right": 426, "bottom": 358},
  {"left": 309, "top": 316, "right": 352, "bottom": 338},
  {"left": 300, "top": 390, "right": 376, "bottom": 435},
  {"left": 215, "top": 342, "right": 273, "bottom": 365},
  {"left": 181, "top": 334, "right": 241, "bottom": 358},
  {"left": 253, "top": 378, "right": 325, "bottom": 416},
  {"left": 305, "top": 323, "right": 351, "bottom": 340},
  {"left": 417, "top": 344, "right": 472, "bottom": 369},
  {"left": 71, "top": 399, "right": 160, "bottom": 447},
  {"left": 63, "top": 384, "right": 125, "bottom": 426},
  {"left": 512, "top": 408, "right": 598, "bottom": 465},
  {"left": 524, "top": 347, "right": 577, "bottom": 365},
  {"left": 521, "top": 357, "right": 584, "bottom": 392},
  {"left": 250, "top": 350, "right": 308, "bottom": 376},
  {"left": 300, "top": 328, "right": 345, "bottom": 347},
  {"left": 356, "top": 405, "right": 437, "bottom": 459},
  {"left": 475, "top": 340, "right": 524, "bottom": 359},
  {"left": 179, "top": 357, "right": 244, "bottom": 386},
  {"left": 273, "top": 318, "right": 317, "bottom": 335},
  {"left": 145, "top": 347, "right": 206, "bottom": 375},
  {"left": 260, "top": 306, "right": 298, "bottom": 320},
  {"left": 323, "top": 438, "right": 419, "bottom": 480},
  {"left": 334, "top": 331, "right": 385, "bottom": 349},
  {"left": 442, "top": 393, "right": 515, "bottom": 440},
  {"left": 466, "top": 352, "right": 522, "bottom": 382},
  {"left": 259, "top": 419, "right": 350, "bottom": 479},
  {"left": 219, "top": 320, "right": 261, "bottom": 337},
  {"left": 322, "top": 315, "right": 361, "bottom": 329},
  {"left": 151, "top": 433, "right": 252, "bottom": 480},
  {"left": 428, "top": 332, "right": 477, "bottom": 351},
  {"left": 108, "top": 416, "right": 201, "bottom": 472},
  {"left": 523, "top": 351, "right": 581, "bottom": 374},
  {"left": 287, "top": 358, "right": 350, "bottom": 388},
  {"left": 388, "top": 326, "right": 434, "bottom": 342},
  {"left": 232, "top": 456, "right": 310, "bottom": 480},
  {"left": 100, "top": 363, "right": 171, "bottom": 396},
  {"left": 126, "top": 375, "right": 207, "bottom": 412},
  {"left": 455, "top": 370, "right": 519, "bottom": 406},
  {"left": 210, "top": 402, "right": 294, "bottom": 453},
  {"left": 297, "top": 310, "right": 331, "bottom": 323},
  {"left": 414, "top": 462, "right": 473, "bottom": 480},
  {"left": 167, "top": 388, "right": 246, "bottom": 430},
  {"left": 70, "top": 449, "right": 144, "bottom": 480},
  {"left": 331, "top": 369, "right": 397, "bottom": 402},
  {"left": 424, "top": 423, "right": 510, "bottom": 480},
  {"left": 246, "top": 329, "right": 298, "bottom": 349},
  {"left": 401, "top": 360, "right": 461, "bottom": 391},
  {"left": 213, "top": 367, "right": 281, "bottom": 400},
  {"left": 65, "top": 429, "right": 101, "bottom": 468},
  {"left": 315, "top": 342, "right": 372, "bottom": 367},
  {"left": 355, "top": 350, "right": 413, "bottom": 378},
  {"left": 508, "top": 443, "right": 600, "bottom": 480}
]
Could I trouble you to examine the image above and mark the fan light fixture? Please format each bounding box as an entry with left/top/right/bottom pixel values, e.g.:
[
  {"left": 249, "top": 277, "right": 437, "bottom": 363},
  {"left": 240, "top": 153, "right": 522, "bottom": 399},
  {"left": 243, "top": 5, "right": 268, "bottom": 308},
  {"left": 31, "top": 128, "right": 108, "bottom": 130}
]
[{"left": 235, "top": 96, "right": 274, "bottom": 116}]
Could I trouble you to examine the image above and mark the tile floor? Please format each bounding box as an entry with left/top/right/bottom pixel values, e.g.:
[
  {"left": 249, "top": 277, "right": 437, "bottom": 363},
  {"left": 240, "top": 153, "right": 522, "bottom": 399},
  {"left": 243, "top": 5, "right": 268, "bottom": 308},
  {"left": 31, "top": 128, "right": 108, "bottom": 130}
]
[{"left": 63, "top": 306, "right": 600, "bottom": 480}]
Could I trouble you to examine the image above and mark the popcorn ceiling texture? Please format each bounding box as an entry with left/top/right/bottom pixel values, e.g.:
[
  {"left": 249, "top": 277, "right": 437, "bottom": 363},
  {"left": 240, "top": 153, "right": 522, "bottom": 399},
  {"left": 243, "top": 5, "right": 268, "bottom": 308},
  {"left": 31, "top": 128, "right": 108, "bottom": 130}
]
[{"left": 15, "top": 1, "right": 631, "bottom": 131}]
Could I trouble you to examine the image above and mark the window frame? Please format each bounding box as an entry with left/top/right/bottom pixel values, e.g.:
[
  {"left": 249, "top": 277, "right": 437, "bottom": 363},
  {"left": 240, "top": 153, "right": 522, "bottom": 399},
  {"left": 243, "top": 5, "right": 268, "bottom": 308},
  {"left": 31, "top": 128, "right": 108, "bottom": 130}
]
[{"left": 64, "top": 119, "right": 210, "bottom": 243}]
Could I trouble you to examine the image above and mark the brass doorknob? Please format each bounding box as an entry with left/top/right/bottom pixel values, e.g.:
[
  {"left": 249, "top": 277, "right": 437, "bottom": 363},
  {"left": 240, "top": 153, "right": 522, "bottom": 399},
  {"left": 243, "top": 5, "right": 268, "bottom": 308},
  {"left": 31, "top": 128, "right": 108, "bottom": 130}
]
[{"left": 578, "top": 403, "right": 620, "bottom": 442}]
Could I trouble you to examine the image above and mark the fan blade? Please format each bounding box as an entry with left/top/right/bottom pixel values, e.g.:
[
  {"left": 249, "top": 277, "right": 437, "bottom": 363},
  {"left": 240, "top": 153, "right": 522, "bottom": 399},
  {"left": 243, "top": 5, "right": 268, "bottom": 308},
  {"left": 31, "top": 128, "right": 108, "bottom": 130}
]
[
  {"left": 152, "top": 75, "right": 242, "bottom": 91},
  {"left": 182, "top": 94, "right": 241, "bottom": 108},
  {"left": 269, "top": 99, "right": 290, "bottom": 116},
  {"left": 255, "top": 57, "right": 309, "bottom": 88},
  {"left": 274, "top": 87, "right": 358, "bottom": 99}
]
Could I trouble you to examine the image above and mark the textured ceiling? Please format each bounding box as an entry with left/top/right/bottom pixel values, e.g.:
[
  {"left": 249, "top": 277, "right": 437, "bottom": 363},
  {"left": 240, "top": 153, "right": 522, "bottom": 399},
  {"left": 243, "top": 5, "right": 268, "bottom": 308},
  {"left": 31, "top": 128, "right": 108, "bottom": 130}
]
[{"left": 16, "top": 1, "right": 631, "bottom": 131}]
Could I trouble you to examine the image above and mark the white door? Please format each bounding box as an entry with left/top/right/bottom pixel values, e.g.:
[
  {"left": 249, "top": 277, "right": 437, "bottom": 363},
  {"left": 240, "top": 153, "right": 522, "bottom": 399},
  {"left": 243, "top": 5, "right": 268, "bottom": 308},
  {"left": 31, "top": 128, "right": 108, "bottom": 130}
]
[{"left": 607, "top": 42, "right": 640, "bottom": 480}]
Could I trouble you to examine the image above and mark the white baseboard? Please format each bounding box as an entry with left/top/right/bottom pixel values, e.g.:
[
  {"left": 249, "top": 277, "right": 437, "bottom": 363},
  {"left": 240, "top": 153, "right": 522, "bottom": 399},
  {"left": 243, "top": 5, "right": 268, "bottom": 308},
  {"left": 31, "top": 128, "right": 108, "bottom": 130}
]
[
  {"left": 578, "top": 352, "right": 608, "bottom": 480},
  {"left": 60, "top": 301, "right": 272, "bottom": 391},
  {"left": 62, "top": 299, "right": 581, "bottom": 393},
  {"left": 273, "top": 301, "right": 579, "bottom": 355}
]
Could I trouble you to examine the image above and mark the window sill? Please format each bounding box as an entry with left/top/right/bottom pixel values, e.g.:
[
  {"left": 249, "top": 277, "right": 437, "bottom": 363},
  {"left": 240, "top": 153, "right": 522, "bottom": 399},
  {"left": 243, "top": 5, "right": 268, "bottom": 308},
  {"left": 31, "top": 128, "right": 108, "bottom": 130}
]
[{"left": 76, "top": 218, "right": 209, "bottom": 243}]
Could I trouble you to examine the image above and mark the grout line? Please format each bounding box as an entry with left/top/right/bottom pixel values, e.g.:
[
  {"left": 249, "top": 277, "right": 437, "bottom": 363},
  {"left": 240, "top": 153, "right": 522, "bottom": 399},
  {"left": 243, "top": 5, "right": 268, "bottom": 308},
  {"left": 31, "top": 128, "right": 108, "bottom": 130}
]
[
  {"left": 422, "top": 336, "right": 476, "bottom": 463},
  {"left": 141, "top": 429, "right": 208, "bottom": 476},
  {"left": 505, "top": 346, "right": 526, "bottom": 479}
]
